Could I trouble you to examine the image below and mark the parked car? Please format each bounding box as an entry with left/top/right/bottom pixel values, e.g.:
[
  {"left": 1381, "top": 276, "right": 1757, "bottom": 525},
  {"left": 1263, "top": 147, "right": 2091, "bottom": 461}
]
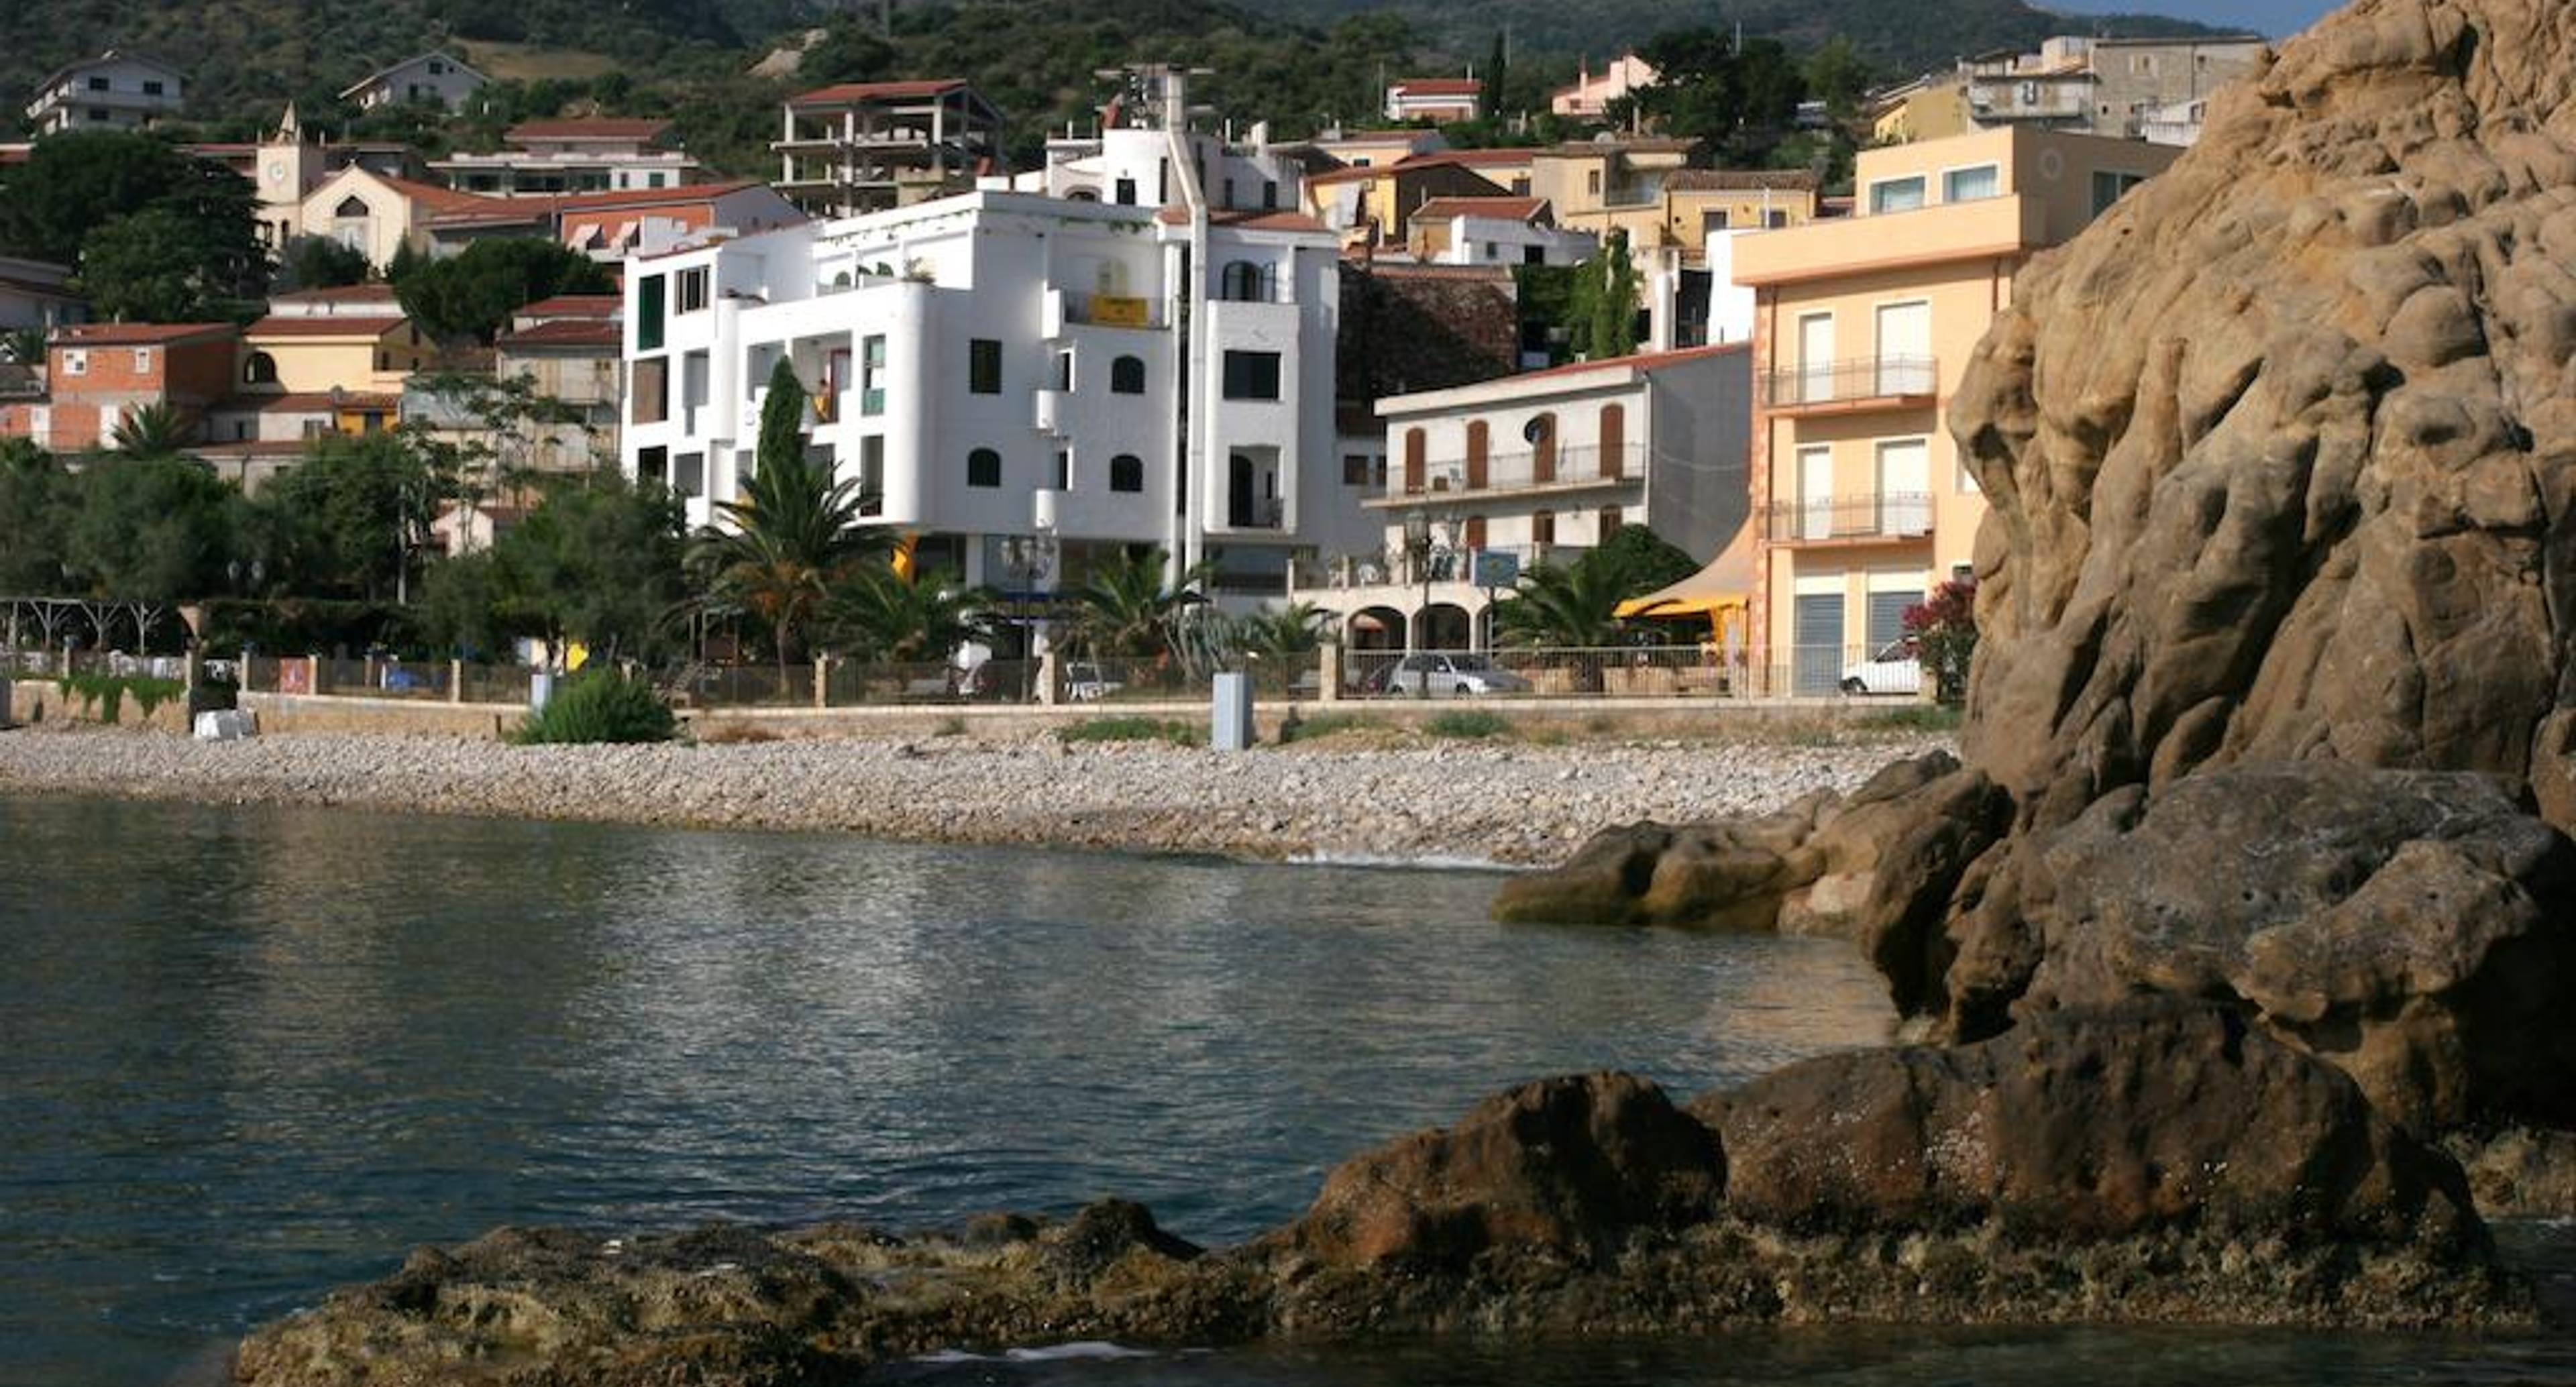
[
  {"left": 1840, "top": 640, "right": 1923, "bottom": 696},
  {"left": 1063, "top": 661, "right": 1124, "bottom": 701},
  {"left": 1381, "top": 652, "right": 1532, "bottom": 697}
]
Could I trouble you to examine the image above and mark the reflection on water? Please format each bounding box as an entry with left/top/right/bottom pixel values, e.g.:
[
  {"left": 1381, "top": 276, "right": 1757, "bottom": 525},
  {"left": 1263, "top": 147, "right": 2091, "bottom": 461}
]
[{"left": 0, "top": 797, "right": 1896, "bottom": 1386}]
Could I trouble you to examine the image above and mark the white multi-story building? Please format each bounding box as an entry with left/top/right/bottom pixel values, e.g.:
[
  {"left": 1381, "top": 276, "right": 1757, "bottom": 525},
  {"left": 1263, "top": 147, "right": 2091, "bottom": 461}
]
[
  {"left": 1402, "top": 197, "right": 1596, "bottom": 267},
  {"left": 340, "top": 51, "right": 488, "bottom": 113},
  {"left": 25, "top": 51, "right": 184, "bottom": 136},
  {"left": 432, "top": 119, "right": 706, "bottom": 196},
  {"left": 1007, "top": 120, "right": 1317, "bottom": 217},
  {"left": 620, "top": 186, "right": 1348, "bottom": 605}
]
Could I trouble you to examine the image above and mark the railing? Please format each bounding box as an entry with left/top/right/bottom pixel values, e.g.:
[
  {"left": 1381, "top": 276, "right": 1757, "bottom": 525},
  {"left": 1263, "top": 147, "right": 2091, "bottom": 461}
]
[
  {"left": 1391, "top": 444, "right": 1645, "bottom": 500},
  {"left": 1290, "top": 543, "right": 1597, "bottom": 593},
  {"left": 1061, "top": 292, "right": 1165, "bottom": 329},
  {"left": 1767, "top": 492, "right": 1935, "bottom": 543},
  {"left": 1341, "top": 644, "right": 1929, "bottom": 701},
  {"left": 1759, "top": 355, "right": 1937, "bottom": 408},
  {"left": 1221, "top": 496, "right": 1285, "bottom": 530}
]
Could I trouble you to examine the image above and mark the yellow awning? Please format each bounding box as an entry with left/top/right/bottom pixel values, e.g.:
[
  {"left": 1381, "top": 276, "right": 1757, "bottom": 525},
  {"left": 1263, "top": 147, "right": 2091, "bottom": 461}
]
[{"left": 1614, "top": 519, "right": 1755, "bottom": 620}]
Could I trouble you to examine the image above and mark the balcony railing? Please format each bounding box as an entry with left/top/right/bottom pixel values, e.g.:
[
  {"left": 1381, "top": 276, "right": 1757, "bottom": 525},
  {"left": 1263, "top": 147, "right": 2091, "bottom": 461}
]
[
  {"left": 1385, "top": 443, "right": 1644, "bottom": 501},
  {"left": 1760, "top": 355, "right": 1937, "bottom": 408},
  {"left": 1768, "top": 492, "right": 1935, "bottom": 543},
  {"left": 1291, "top": 542, "right": 1596, "bottom": 593},
  {"left": 1061, "top": 292, "right": 1165, "bottom": 329}
]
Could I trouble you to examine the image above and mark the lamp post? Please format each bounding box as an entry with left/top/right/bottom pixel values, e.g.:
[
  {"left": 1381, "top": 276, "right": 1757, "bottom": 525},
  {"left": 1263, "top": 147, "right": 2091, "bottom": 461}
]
[
  {"left": 999, "top": 518, "right": 1059, "bottom": 704},
  {"left": 1403, "top": 510, "right": 1432, "bottom": 700}
]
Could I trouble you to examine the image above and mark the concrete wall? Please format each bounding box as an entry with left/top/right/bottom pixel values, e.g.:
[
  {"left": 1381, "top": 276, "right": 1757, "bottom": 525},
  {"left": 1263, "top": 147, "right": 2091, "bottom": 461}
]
[{"left": 7, "top": 679, "right": 193, "bottom": 732}]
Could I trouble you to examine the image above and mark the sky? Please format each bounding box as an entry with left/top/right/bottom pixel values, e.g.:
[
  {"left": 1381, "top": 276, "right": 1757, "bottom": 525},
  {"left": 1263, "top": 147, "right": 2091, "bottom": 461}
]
[{"left": 2045, "top": 0, "right": 2342, "bottom": 38}]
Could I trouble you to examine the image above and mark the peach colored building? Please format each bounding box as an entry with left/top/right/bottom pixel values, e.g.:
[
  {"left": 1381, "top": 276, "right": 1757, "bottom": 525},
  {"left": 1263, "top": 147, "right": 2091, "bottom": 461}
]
[
  {"left": 1550, "top": 55, "right": 1658, "bottom": 119},
  {"left": 1731, "top": 127, "right": 2177, "bottom": 694}
]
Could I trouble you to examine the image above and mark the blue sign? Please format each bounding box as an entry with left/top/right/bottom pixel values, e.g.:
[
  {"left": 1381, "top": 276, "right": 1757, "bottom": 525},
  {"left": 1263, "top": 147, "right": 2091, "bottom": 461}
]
[{"left": 1472, "top": 550, "right": 1521, "bottom": 590}]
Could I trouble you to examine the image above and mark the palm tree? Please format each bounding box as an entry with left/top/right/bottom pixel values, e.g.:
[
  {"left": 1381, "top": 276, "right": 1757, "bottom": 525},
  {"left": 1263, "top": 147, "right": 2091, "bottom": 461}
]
[
  {"left": 823, "top": 565, "right": 996, "bottom": 664},
  {"left": 110, "top": 402, "right": 193, "bottom": 459},
  {"left": 692, "top": 360, "right": 881, "bottom": 673},
  {"left": 1068, "top": 546, "right": 1209, "bottom": 661},
  {"left": 1494, "top": 561, "right": 1631, "bottom": 694},
  {"left": 1239, "top": 600, "right": 1336, "bottom": 657}
]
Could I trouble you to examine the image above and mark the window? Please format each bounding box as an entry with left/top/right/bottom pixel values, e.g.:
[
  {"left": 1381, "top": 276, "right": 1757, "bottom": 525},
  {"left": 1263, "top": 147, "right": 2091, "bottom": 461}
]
[
  {"left": 968, "top": 339, "right": 1002, "bottom": 394},
  {"left": 1110, "top": 354, "right": 1145, "bottom": 394},
  {"left": 1111, "top": 453, "right": 1144, "bottom": 492},
  {"left": 2090, "top": 170, "right": 2148, "bottom": 215},
  {"left": 1053, "top": 451, "right": 1070, "bottom": 490},
  {"left": 632, "top": 357, "right": 667, "bottom": 424},
  {"left": 131, "top": 348, "right": 152, "bottom": 373},
  {"left": 859, "top": 437, "right": 883, "bottom": 516},
  {"left": 1587, "top": 169, "right": 1602, "bottom": 196},
  {"left": 1223, "top": 177, "right": 1236, "bottom": 207},
  {"left": 429, "top": 60, "right": 447, "bottom": 75},
  {"left": 1766, "top": 208, "right": 1788, "bottom": 229},
  {"left": 649, "top": 172, "right": 665, "bottom": 188},
  {"left": 143, "top": 80, "right": 164, "bottom": 96},
  {"left": 242, "top": 352, "right": 277, "bottom": 385},
  {"left": 674, "top": 451, "right": 705, "bottom": 499},
  {"left": 62, "top": 349, "right": 87, "bottom": 377},
  {"left": 1868, "top": 176, "right": 1926, "bottom": 214},
  {"left": 636, "top": 275, "right": 665, "bottom": 350},
  {"left": 1222, "top": 350, "right": 1280, "bottom": 400},
  {"left": 1262, "top": 179, "right": 1278, "bottom": 210},
  {"left": 1052, "top": 349, "right": 1073, "bottom": 391},
  {"left": 1114, "top": 176, "right": 1136, "bottom": 205},
  {"left": 1532, "top": 510, "right": 1554, "bottom": 545},
  {"left": 87, "top": 76, "right": 109, "bottom": 91},
  {"left": 1342, "top": 453, "right": 1372, "bottom": 486},
  {"left": 861, "top": 334, "right": 886, "bottom": 415},
  {"left": 1219, "top": 260, "right": 1269, "bottom": 302},
  {"left": 1511, "top": 176, "right": 1531, "bottom": 195},
  {"left": 1599, "top": 505, "right": 1623, "bottom": 537},
  {"left": 1942, "top": 164, "right": 1999, "bottom": 203},
  {"left": 967, "top": 447, "right": 1002, "bottom": 488},
  {"left": 89, "top": 109, "right": 110, "bottom": 122},
  {"left": 676, "top": 267, "right": 709, "bottom": 314}
]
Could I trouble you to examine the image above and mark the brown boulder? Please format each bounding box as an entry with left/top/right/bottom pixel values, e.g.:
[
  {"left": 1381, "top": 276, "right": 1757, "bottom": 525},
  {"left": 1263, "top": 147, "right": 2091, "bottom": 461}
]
[
  {"left": 1938, "top": 762, "right": 2576, "bottom": 1131},
  {"left": 1286, "top": 1072, "right": 1723, "bottom": 1268},
  {"left": 1699, "top": 999, "right": 2478, "bottom": 1249}
]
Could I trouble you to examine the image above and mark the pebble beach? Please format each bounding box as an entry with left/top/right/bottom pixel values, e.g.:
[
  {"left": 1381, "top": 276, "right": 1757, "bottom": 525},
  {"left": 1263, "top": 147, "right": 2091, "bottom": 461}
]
[{"left": 0, "top": 725, "right": 1953, "bottom": 865}]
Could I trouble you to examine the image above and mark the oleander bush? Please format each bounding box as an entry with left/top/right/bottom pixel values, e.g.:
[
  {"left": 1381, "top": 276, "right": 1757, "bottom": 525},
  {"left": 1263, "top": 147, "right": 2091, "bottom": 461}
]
[{"left": 512, "top": 670, "right": 678, "bottom": 744}]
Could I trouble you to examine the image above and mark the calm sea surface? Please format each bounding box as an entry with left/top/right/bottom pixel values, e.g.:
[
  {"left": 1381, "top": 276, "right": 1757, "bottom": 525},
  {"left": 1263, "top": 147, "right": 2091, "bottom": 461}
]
[{"left": 1, "top": 795, "right": 2568, "bottom": 1386}]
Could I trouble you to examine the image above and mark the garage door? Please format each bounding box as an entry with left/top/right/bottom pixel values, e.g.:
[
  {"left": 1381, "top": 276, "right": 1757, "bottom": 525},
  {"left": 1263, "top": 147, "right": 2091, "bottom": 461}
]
[
  {"left": 1866, "top": 590, "right": 1916, "bottom": 657},
  {"left": 1793, "top": 594, "right": 1843, "bottom": 697}
]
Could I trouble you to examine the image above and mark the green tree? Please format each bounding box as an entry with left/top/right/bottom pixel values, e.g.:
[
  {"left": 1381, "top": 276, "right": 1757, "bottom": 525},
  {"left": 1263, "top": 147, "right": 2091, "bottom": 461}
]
[
  {"left": 1803, "top": 36, "right": 1873, "bottom": 122},
  {"left": 395, "top": 237, "right": 614, "bottom": 343},
  {"left": 66, "top": 456, "right": 240, "bottom": 599},
  {"left": 277, "top": 235, "right": 372, "bottom": 291},
  {"left": 1481, "top": 32, "right": 1508, "bottom": 122},
  {"left": 1904, "top": 576, "right": 1978, "bottom": 703},
  {"left": 0, "top": 131, "right": 198, "bottom": 265},
  {"left": 0, "top": 441, "right": 72, "bottom": 593},
  {"left": 1580, "top": 523, "right": 1699, "bottom": 600},
  {"left": 254, "top": 431, "right": 452, "bottom": 602},
  {"left": 1572, "top": 233, "right": 1640, "bottom": 361},
  {"left": 822, "top": 566, "right": 996, "bottom": 663},
  {"left": 1239, "top": 600, "right": 1335, "bottom": 657},
  {"left": 693, "top": 363, "right": 880, "bottom": 669},
  {"left": 413, "top": 549, "right": 517, "bottom": 660},
  {"left": 498, "top": 473, "right": 687, "bottom": 664},
  {"left": 109, "top": 402, "right": 195, "bottom": 459},
  {"left": 1495, "top": 559, "right": 1631, "bottom": 649}
]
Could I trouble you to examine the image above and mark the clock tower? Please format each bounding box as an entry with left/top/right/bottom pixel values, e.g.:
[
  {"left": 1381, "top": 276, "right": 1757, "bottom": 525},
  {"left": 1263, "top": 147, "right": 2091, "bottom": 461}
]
[{"left": 257, "top": 103, "right": 328, "bottom": 249}]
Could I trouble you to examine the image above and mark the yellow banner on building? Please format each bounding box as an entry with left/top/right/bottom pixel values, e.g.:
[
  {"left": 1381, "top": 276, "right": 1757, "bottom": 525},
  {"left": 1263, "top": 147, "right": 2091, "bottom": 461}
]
[{"left": 1089, "top": 295, "right": 1150, "bottom": 328}]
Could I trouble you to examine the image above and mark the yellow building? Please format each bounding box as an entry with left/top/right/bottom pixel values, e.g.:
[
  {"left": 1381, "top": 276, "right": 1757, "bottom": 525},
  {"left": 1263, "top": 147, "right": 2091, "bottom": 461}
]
[
  {"left": 1868, "top": 75, "right": 1976, "bottom": 145},
  {"left": 1731, "top": 127, "right": 2177, "bottom": 695},
  {"left": 1532, "top": 140, "right": 1819, "bottom": 262},
  {"left": 239, "top": 284, "right": 435, "bottom": 396},
  {"left": 1299, "top": 149, "right": 1532, "bottom": 246}
]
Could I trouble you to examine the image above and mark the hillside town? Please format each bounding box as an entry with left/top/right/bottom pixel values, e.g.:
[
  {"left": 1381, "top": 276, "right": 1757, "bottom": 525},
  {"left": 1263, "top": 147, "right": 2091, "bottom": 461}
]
[{"left": 0, "top": 30, "right": 2260, "bottom": 708}]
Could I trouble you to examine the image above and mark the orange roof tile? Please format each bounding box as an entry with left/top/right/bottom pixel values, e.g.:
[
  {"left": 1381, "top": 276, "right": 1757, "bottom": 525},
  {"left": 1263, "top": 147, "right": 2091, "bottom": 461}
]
[
  {"left": 1408, "top": 196, "right": 1547, "bottom": 223},
  {"left": 791, "top": 78, "right": 967, "bottom": 106},
  {"left": 506, "top": 118, "right": 670, "bottom": 143},
  {"left": 246, "top": 315, "right": 408, "bottom": 338},
  {"left": 56, "top": 323, "right": 235, "bottom": 346}
]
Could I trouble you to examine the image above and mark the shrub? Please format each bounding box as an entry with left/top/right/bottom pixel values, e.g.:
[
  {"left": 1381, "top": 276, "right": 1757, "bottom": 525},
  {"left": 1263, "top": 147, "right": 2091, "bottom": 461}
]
[
  {"left": 1056, "top": 716, "right": 1200, "bottom": 746},
  {"left": 513, "top": 671, "right": 678, "bottom": 744},
  {"left": 1279, "top": 712, "right": 1377, "bottom": 743},
  {"left": 1904, "top": 577, "right": 1978, "bottom": 704},
  {"left": 53, "top": 674, "right": 185, "bottom": 724},
  {"left": 1426, "top": 709, "right": 1511, "bottom": 740}
]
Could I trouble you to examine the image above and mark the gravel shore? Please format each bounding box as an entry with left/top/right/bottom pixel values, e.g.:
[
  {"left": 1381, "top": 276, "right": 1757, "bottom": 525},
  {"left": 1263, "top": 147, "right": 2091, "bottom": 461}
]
[{"left": 0, "top": 726, "right": 1953, "bottom": 866}]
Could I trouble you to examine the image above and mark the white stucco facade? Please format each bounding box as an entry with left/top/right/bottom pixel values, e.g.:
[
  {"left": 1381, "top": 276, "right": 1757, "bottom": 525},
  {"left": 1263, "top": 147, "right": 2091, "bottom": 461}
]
[{"left": 620, "top": 189, "right": 1345, "bottom": 600}]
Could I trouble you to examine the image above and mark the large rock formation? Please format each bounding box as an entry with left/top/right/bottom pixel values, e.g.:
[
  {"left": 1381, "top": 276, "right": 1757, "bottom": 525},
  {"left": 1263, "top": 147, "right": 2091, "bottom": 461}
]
[
  {"left": 234, "top": 1031, "right": 2520, "bottom": 1385},
  {"left": 1502, "top": 0, "right": 2576, "bottom": 1157}
]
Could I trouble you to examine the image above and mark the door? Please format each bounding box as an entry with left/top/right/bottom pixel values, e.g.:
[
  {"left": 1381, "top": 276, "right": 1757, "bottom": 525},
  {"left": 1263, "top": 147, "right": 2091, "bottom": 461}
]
[
  {"left": 1793, "top": 593, "right": 1844, "bottom": 697},
  {"left": 1465, "top": 420, "right": 1489, "bottom": 490},
  {"left": 1874, "top": 300, "right": 1931, "bottom": 396},
  {"left": 1598, "top": 403, "right": 1625, "bottom": 480},
  {"left": 1876, "top": 438, "right": 1930, "bottom": 536},
  {"left": 1228, "top": 453, "right": 1255, "bottom": 527},
  {"left": 1796, "top": 312, "right": 1835, "bottom": 404},
  {"left": 1796, "top": 445, "right": 1834, "bottom": 540},
  {"left": 1403, "top": 428, "right": 1426, "bottom": 494}
]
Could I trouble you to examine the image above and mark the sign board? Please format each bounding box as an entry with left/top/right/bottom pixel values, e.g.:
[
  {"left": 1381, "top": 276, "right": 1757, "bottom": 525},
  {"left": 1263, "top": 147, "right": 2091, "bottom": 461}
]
[
  {"left": 1089, "top": 295, "right": 1151, "bottom": 328},
  {"left": 1471, "top": 549, "right": 1522, "bottom": 590}
]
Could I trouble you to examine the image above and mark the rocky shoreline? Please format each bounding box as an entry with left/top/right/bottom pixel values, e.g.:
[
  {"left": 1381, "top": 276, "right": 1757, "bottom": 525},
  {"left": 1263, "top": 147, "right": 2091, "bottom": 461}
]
[{"left": 0, "top": 724, "right": 1950, "bottom": 867}]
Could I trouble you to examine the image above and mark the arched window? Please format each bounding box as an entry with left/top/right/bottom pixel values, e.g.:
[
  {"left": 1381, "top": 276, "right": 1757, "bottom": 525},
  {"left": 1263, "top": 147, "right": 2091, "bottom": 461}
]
[
  {"left": 333, "top": 196, "right": 370, "bottom": 217},
  {"left": 241, "top": 351, "right": 278, "bottom": 386},
  {"left": 967, "top": 447, "right": 1002, "bottom": 488},
  {"left": 1110, "top": 354, "right": 1145, "bottom": 394},
  {"left": 1219, "top": 260, "right": 1269, "bottom": 302},
  {"left": 1110, "top": 453, "right": 1144, "bottom": 493}
]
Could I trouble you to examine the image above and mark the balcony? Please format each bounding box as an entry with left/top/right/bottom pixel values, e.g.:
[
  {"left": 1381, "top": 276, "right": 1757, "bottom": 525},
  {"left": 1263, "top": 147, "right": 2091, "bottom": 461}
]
[
  {"left": 1367, "top": 443, "right": 1644, "bottom": 508},
  {"left": 1760, "top": 355, "right": 1937, "bottom": 412},
  {"left": 1033, "top": 388, "right": 1067, "bottom": 433},
  {"left": 1768, "top": 492, "right": 1935, "bottom": 544},
  {"left": 1053, "top": 290, "right": 1165, "bottom": 331},
  {"left": 1731, "top": 195, "right": 2047, "bottom": 285}
]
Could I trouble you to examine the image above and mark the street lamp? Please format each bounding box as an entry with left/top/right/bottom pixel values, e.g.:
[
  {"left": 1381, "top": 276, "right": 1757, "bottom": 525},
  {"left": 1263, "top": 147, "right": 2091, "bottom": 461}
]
[{"left": 1403, "top": 510, "right": 1432, "bottom": 700}]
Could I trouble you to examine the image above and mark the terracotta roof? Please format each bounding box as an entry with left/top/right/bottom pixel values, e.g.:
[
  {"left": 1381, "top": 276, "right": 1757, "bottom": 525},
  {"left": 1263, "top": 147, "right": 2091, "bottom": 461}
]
[
  {"left": 1345, "top": 261, "right": 1515, "bottom": 282},
  {"left": 1493, "top": 341, "right": 1748, "bottom": 387},
  {"left": 1537, "top": 137, "right": 1703, "bottom": 156},
  {"left": 1391, "top": 78, "right": 1481, "bottom": 96},
  {"left": 550, "top": 180, "right": 761, "bottom": 212},
  {"left": 518, "top": 294, "right": 621, "bottom": 319},
  {"left": 1665, "top": 168, "right": 1820, "bottom": 192},
  {"left": 1409, "top": 196, "right": 1547, "bottom": 223},
  {"left": 1306, "top": 149, "right": 1530, "bottom": 187},
  {"left": 215, "top": 391, "right": 401, "bottom": 412},
  {"left": 246, "top": 315, "right": 408, "bottom": 337},
  {"left": 56, "top": 323, "right": 234, "bottom": 346},
  {"left": 497, "top": 319, "right": 621, "bottom": 349},
  {"left": 376, "top": 174, "right": 518, "bottom": 217},
  {"left": 1152, "top": 207, "right": 1330, "bottom": 233},
  {"left": 791, "top": 78, "right": 967, "bottom": 106},
  {"left": 506, "top": 118, "right": 670, "bottom": 143},
  {"left": 270, "top": 284, "right": 400, "bottom": 305}
]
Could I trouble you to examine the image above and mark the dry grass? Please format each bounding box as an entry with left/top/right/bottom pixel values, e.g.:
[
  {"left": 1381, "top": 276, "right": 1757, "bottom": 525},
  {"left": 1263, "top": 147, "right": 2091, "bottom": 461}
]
[
  {"left": 461, "top": 42, "right": 622, "bottom": 81},
  {"left": 696, "top": 722, "right": 782, "bottom": 746}
]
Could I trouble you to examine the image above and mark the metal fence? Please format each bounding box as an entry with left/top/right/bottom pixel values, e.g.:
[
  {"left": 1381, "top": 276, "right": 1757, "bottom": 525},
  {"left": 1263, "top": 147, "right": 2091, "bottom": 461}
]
[{"left": 1342, "top": 645, "right": 1928, "bottom": 701}]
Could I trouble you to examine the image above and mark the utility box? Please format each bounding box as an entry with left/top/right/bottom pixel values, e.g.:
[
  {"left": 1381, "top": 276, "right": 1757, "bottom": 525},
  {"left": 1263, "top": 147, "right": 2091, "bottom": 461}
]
[
  {"left": 0, "top": 675, "right": 11, "bottom": 728},
  {"left": 1212, "top": 671, "right": 1254, "bottom": 751},
  {"left": 529, "top": 671, "right": 555, "bottom": 711}
]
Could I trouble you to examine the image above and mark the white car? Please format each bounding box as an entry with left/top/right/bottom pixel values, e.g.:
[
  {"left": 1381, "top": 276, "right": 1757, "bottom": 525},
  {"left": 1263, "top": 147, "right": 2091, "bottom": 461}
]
[
  {"left": 1379, "top": 653, "right": 1532, "bottom": 697},
  {"left": 1063, "top": 661, "right": 1125, "bottom": 701},
  {"left": 1841, "top": 640, "right": 1923, "bottom": 696}
]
